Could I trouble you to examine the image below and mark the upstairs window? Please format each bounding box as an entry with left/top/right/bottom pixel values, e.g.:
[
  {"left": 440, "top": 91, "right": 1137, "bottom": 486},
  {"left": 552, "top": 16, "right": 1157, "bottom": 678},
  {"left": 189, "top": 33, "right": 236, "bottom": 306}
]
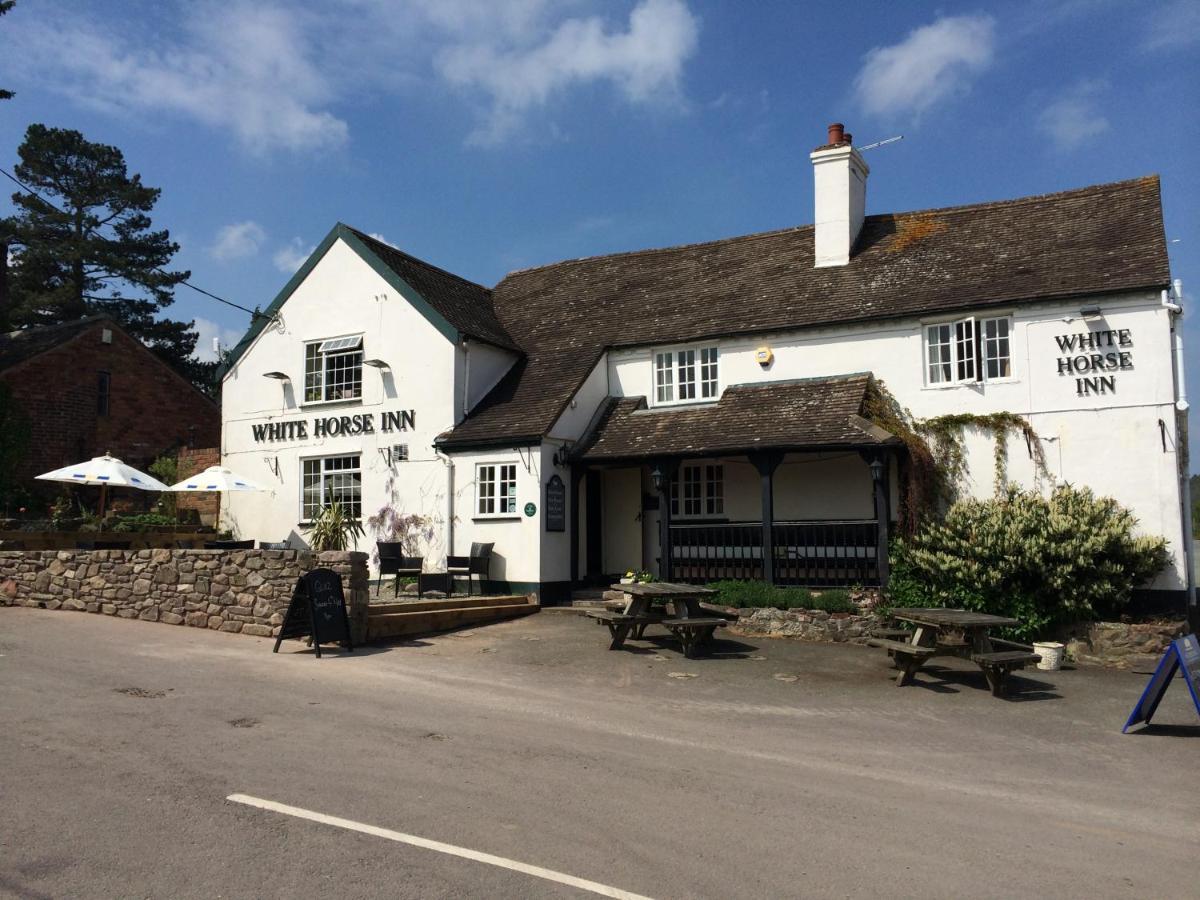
[
  {"left": 304, "top": 335, "right": 363, "bottom": 403},
  {"left": 653, "top": 345, "right": 719, "bottom": 405},
  {"left": 925, "top": 316, "right": 1011, "bottom": 385},
  {"left": 97, "top": 371, "right": 111, "bottom": 416}
]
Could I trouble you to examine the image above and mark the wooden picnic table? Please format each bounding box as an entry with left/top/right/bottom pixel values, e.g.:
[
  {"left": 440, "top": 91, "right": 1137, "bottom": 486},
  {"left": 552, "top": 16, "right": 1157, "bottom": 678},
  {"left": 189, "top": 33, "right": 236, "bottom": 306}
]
[
  {"left": 586, "top": 582, "right": 727, "bottom": 658},
  {"left": 867, "top": 607, "right": 1042, "bottom": 698}
]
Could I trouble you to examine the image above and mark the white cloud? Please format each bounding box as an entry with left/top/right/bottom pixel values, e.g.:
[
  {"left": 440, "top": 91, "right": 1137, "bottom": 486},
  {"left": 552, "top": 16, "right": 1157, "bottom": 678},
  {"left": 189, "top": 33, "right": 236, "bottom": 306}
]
[
  {"left": 1142, "top": 0, "right": 1200, "bottom": 51},
  {"left": 273, "top": 238, "right": 316, "bottom": 274},
  {"left": 210, "top": 221, "right": 267, "bottom": 262},
  {"left": 1037, "top": 81, "right": 1111, "bottom": 151},
  {"left": 854, "top": 14, "right": 995, "bottom": 118},
  {"left": 437, "top": 0, "right": 700, "bottom": 145},
  {"left": 367, "top": 232, "right": 396, "bottom": 247},
  {"left": 1, "top": 0, "right": 701, "bottom": 151},
  {"left": 191, "top": 317, "right": 246, "bottom": 362}
]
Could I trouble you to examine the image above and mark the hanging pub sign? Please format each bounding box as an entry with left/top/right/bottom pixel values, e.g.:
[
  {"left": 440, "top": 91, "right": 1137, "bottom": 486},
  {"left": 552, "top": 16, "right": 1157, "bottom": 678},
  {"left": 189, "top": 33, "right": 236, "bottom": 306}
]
[
  {"left": 1121, "top": 634, "right": 1200, "bottom": 732},
  {"left": 272, "top": 568, "right": 354, "bottom": 658},
  {"left": 252, "top": 409, "right": 416, "bottom": 443},
  {"left": 544, "top": 475, "right": 566, "bottom": 532},
  {"left": 1054, "top": 328, "right": 1134, "bottom": 397}
]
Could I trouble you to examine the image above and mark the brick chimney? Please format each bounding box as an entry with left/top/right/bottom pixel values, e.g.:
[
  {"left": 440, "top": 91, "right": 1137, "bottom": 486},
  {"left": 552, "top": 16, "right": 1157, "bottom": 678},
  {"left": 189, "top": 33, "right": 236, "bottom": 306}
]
[{"left": 810, "top": 122, "right": 869, "bottom": 268}]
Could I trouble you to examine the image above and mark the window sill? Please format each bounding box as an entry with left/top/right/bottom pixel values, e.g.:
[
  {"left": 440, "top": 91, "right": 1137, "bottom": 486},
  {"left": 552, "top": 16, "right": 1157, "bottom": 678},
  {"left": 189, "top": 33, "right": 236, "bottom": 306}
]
[
  {"left": 922, "top": 378, "right": 1019, "bottom": 391},
  {"left": 472, "top": 515, "right": 522, "bottom": 522},
  {"left": 300, "top": 397, "right": 364, "bottom": 408},
  {"left": 648, "top": 398, "right": 721, "bottom": 410}
]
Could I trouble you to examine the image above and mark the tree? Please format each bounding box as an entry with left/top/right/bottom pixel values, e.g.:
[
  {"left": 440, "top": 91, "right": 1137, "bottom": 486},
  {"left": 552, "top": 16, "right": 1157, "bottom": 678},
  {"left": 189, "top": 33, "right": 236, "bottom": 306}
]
[
  {"left": 0, "top": 2, "right": 14, "bottom": 101},
  {"left": 3, "top": 124, "right": 216, "bottom": 389}
]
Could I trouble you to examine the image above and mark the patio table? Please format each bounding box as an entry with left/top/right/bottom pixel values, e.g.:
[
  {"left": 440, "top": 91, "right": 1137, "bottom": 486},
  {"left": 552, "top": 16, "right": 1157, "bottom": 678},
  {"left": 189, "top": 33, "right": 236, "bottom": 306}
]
[
  {"left": 586, "top": 582, "right": 726, "bottom": 658},
  {"left": 868, "top": 608, "right": 1042, "bottom": 697}
]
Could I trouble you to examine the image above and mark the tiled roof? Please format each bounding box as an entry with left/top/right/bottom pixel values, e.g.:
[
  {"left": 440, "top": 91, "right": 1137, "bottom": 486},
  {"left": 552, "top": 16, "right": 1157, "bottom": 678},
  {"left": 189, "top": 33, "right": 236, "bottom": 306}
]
[
  {"left": 440, "top": 176, "right": 1168, "bottom": 447},
  {"left": 0, "top": 316, "right": 108, "bottom": 372},
  {"left": 572, "top": 374, "right": 896, "bottom": 461},
  {"left": 346, "top": 229, "right": 518, "bottom": 351}
]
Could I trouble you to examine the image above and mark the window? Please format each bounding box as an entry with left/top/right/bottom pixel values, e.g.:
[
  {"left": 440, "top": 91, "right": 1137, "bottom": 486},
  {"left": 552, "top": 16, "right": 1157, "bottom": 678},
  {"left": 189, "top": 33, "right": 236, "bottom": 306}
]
[
  {"left": 301, "top": 454, "right": 362, "bottom": 521},
  {"left": 983, "top": 317, "right": 1011, "bottom": 379},
  {"left": 670, "top": 463, "right": 724, "bottom": 518},
  {"left": 476, "top": 463, "right": 517, "bottom": 517},
  {"left": 97, "top": 371, "right": 110, "bottom": 416},
  {"left": 655, "top": 352, "right": 674, "bottom": 403},
  {"left": 653, "top": 345, "right": 718, "bottom": 405},
  {"left": 925, "top": 316, "right": 1011, "bottom": 385},
  {"left": 304, "top": 335, "right": 363, "bottom": 403}
]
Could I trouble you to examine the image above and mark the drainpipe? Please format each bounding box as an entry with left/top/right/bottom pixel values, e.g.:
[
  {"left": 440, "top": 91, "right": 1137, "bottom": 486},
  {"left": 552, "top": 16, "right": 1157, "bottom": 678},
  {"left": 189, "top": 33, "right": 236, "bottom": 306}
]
[
  {"left": 435, "top": 445, "right": 455, "bottom": 561},
  {"left": 1165, "top": 280, "right": 1196, "bottom": 630},
  {"left": 461, "top": 336, "right": 471, "bottom": 420}
]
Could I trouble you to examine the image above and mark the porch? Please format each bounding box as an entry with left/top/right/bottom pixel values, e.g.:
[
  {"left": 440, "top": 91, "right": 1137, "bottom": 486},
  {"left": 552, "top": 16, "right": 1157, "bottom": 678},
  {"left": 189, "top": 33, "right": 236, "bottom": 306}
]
[{"left": 568, "top": 374, "right": 902, "bottom": 589}]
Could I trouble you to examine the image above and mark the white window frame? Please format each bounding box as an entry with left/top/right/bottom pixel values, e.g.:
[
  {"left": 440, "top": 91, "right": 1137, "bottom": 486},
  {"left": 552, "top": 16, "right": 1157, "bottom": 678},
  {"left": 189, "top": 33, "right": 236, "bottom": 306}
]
[
  {"left": 303, "top": 334, "right": 364, "bottom": 405},
  {"left": 923, "top": 315, "right": 1013, "bottom": 387},
  {"left": 300, "top": 453, "right": 362, "bottom": 523},
  {"left": 475, "top": 462, "right": 519, "bottom": 518},
  {"left": 652, "top": 344, "right": 720, "bottom": 406},
  {"left": 670, "top": 462, "right": 725, "bottom": 519}
]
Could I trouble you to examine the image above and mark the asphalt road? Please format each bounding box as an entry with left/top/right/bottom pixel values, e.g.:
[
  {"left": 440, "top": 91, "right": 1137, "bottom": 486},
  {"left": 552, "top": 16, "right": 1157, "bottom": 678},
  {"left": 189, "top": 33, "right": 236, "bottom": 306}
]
[{"left": 2, "top": 607, "right": 1197, "bottom": 899}]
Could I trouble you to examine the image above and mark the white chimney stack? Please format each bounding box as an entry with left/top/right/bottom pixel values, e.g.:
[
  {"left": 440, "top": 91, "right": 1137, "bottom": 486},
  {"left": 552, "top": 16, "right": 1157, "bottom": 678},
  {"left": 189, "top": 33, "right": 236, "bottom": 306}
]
[{"left": 810, "top": 122, "right": 869, "bottom": 268}]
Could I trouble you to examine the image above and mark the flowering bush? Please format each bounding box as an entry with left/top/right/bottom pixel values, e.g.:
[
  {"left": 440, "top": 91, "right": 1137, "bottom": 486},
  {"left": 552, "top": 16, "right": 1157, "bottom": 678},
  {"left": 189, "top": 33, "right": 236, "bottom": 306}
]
[{"left": 888, "top": 484, "right": 1168, "bottom": 638}]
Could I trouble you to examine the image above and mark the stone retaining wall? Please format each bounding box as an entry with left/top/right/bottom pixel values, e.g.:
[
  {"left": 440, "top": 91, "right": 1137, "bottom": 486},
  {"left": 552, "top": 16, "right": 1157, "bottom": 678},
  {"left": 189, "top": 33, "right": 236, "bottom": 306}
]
[
  {"left": 0, "top": 549, "right": 369, "bottom": 644},
  {"left": 1064, "top": 620, "right": 1188, "bottom": 668},
  {"left": 730, "top": 607, "right": 875, "bottom": 642}
]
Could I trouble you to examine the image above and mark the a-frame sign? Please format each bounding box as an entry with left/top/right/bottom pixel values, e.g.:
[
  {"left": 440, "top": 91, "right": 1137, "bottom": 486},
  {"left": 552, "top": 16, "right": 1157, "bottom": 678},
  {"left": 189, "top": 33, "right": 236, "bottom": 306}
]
[
  {"left": 272, "top": 568, "right": 354, "bottom": 659},
  {"left": 1122, "top": 633, "right": 1200, "bottom": 733}
]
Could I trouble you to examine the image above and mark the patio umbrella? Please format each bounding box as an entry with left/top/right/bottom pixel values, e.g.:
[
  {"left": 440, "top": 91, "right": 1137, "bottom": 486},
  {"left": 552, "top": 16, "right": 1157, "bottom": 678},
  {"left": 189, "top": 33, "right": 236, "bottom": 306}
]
[
  {"left": 167, "top": 465, "right": 264, "bottom": 493},
  {"left": 36, "top": 453, "right": 169, "bottom": 518}
]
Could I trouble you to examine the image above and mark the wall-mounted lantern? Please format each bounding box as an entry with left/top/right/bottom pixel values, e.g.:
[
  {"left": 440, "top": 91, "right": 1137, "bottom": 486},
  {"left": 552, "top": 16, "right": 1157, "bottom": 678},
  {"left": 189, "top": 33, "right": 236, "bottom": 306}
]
[{"left": 650, "top": 464, "right": 665, "bottom": 494}]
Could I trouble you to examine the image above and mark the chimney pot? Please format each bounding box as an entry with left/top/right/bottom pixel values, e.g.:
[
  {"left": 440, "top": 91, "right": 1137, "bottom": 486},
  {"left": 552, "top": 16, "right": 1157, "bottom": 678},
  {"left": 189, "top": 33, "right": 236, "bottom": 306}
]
[
  {"left": 827, "top": 123, "right": 845, "bottom": 145},
  {"left": 842, "top": 132, "right": 852, "bottom": 145}
]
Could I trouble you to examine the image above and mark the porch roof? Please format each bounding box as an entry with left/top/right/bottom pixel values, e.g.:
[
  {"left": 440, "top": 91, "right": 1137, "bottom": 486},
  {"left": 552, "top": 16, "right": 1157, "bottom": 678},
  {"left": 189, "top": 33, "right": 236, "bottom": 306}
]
[{"left": 573, "top": 373, "right": 899, "bottom": 462}]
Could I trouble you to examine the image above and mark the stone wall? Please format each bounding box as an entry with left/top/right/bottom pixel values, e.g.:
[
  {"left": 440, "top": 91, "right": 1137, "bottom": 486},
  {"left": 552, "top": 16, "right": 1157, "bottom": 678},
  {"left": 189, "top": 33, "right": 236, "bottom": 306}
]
[
  {"left": 1064, "top": 620, "right": 1188, "bottom": 668},
  {"left": 730, "top": 607, "right": 876, "bottom": 642},
  {"left": 0, "top": 549, "right": 369, "bottom": 644}
]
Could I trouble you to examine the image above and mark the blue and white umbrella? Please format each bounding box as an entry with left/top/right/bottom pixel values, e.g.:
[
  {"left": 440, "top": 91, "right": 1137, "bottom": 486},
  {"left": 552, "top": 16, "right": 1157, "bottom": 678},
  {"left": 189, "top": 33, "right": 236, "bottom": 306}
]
[
  {"left": 168, "top": 466, "right": 264, "bottom": 493},
  {"left": 36, "top": 453, "right": 169, "bottom": 517}
]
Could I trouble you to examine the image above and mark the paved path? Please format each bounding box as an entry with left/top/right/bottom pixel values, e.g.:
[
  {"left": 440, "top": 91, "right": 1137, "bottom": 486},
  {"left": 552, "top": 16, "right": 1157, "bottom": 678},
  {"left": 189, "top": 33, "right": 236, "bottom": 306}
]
[{"left": 2, "top": 607, "right": 1197, "bottom": 898}]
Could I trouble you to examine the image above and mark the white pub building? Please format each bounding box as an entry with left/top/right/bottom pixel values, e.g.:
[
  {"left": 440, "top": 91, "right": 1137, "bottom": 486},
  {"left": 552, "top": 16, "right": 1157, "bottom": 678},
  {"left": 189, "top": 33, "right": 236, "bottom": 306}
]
[{"left": 220, "top": 124, "right": 1194, "bottom": 619}]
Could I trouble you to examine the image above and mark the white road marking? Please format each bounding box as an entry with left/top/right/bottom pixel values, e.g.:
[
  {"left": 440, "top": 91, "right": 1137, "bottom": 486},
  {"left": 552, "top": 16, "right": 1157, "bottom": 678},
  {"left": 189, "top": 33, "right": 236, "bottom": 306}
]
[{"left": 227, "top": 793, "right": 654, "bottom": 900}]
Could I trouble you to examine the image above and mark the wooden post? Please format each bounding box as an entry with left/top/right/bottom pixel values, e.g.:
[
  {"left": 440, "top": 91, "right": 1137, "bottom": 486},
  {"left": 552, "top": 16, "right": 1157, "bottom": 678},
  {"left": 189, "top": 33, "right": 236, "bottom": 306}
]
[
  {"left": 749, "top": 452, "right": 782, "bottom": 585},
  {"left": 654, "top": 459, "right": 678, "bottom": 581},
  {"left": 869, "top": 451, "right": 891, "bottom": 588},
  {"left": 569, "top": 465, "right": 585, "bottom": 584}
]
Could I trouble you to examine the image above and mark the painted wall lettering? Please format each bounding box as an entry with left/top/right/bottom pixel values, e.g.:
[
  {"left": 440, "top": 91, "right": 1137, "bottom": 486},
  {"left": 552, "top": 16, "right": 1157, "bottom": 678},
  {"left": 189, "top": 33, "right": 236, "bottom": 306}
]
[
  {"left": 251, "top": 409, "right": 412, "bottom": 444},
  {"left": 1055, "top": 328, "right": 1132, "bottom": 396}
]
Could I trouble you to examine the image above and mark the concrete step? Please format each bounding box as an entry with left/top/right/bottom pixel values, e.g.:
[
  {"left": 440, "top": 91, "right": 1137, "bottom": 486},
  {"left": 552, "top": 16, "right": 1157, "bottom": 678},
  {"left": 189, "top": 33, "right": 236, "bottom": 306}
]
[
  {"left": 370, "top": 595, "right": 532, "bottom": 616},
  {"left": 367, "top": 598, "right": 538, "bottom": 640}
]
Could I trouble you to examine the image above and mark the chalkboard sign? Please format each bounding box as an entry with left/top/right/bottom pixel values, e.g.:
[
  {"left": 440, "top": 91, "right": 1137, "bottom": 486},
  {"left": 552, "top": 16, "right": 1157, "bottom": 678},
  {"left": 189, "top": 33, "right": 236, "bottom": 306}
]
[
  {"left": 1122, "top": 634, "right": 1200, "bottom": 732},
  {"left": 544, "top": 475, "right": 566, "bottom": 532},
  {"left": 272, "top": 568, "right": 354, "bottom": 659}
]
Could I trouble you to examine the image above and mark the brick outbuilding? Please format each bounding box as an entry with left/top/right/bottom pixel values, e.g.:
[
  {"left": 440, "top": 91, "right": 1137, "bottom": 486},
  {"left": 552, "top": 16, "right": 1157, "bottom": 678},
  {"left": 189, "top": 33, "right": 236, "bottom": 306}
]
[{"left": 0, "top": 316, "right": 220, "bottom": 510}]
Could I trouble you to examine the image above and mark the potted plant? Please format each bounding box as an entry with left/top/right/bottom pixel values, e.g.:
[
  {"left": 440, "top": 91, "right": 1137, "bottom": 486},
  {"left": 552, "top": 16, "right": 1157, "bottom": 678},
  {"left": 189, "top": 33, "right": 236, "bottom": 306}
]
[{"left": 303, "top": 502, "right": 365, "bottom": 551}]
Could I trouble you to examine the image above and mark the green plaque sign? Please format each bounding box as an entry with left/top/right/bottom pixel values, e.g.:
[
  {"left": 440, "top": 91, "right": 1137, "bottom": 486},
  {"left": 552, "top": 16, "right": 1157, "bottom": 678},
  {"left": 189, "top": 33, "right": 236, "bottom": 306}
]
[{"left": 524, "top": 502, "right": 537, "bottom": 517}]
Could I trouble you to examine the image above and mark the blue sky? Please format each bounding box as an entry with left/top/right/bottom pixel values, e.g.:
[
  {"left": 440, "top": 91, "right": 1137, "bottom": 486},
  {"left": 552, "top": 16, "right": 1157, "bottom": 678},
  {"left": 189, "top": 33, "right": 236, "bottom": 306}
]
[{"left": 1, "top": 0, "right": 1197, "bottom": 467}]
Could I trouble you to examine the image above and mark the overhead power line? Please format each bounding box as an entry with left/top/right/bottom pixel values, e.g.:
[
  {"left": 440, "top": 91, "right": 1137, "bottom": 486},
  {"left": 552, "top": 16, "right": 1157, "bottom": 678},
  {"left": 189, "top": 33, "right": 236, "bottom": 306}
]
[{"left": 0, "top": 165, "right": 269, "bottom": 321}]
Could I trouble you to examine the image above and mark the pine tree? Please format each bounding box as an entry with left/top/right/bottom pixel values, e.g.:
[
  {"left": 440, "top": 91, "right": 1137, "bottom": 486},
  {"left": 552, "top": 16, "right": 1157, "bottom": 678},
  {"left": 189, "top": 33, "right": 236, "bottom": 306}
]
[
  {"left": 0, "top": 2, "right": 15, "bottom": 101},
  {"left": 3, "top": 124, "right": 215, "bottom": 389}
]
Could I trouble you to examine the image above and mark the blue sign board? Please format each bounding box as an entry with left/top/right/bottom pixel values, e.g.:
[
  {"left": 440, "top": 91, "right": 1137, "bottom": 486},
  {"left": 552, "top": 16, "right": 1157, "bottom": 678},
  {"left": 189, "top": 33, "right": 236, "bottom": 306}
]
[{"left": 1122, "top": 633, "right": 1200, "bottom": 733}]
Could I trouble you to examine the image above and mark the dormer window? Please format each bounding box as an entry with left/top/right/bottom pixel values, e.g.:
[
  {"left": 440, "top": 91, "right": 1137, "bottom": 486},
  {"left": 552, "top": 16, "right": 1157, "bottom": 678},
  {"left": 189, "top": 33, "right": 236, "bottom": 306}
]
[
  {"left": 654, "top": 345, "right": 719, "bottom": 405},
  {"left": 304, "top": 335, "right": 363, "bottom": 403}
]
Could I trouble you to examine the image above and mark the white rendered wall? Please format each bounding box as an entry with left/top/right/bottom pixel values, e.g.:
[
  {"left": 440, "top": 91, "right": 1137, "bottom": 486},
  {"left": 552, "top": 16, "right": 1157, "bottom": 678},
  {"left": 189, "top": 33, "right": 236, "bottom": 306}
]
[
  {"left": 220, "top": 238, "right": 461, "bottom": 573},
  {"left": 605, "top": 292, "right": 1186, "bottom": 590},
  {"left": 464, "top": 340, "right": 520, "bottom": 417}
]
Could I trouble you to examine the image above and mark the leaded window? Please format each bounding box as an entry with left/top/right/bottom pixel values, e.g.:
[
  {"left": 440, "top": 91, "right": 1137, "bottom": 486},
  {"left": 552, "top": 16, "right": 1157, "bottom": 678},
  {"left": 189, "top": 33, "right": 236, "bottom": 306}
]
[
  {"left": 304, "top": 335, "right": 363, "bottom": 403},
  {"left": 925, "top": 316, "right": 1011, "bottom": 385},
  {"left": 477, "top": 463, "right": 517, "bottom": 516},
  {"left": 653, "top": 345, "right": 718, "bottom": 406},
  {"left": 301, "top": 454, "right": 361, "bottom": 521}
]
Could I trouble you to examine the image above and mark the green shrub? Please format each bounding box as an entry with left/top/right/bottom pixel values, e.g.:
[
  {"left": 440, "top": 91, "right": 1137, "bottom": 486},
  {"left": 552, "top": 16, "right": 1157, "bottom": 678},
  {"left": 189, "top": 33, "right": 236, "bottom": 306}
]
[
  {"left": 706, "top": 581, "right": 857, "bottom": 613},
  {"left": 109, "top": 512, "right": 179, "bottom": 533},
  {"left": 889, "top": 484, "right": 1168, "bottom": 639},
  {"left": 706, "top": 579, "right": 779, "bottom": 608}
]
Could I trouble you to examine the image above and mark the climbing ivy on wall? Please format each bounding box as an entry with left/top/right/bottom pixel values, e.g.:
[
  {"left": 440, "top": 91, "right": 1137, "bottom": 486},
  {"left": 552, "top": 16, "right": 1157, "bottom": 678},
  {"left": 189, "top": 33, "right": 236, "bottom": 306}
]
[{"left": 862, "top": 378, "right": 1051, "bottom": 535}]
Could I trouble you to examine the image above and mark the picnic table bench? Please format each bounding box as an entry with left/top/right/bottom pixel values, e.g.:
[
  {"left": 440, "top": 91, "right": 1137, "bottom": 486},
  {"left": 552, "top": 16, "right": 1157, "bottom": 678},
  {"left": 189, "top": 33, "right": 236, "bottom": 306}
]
[
  {"left": 589, "top": 582, "right": 725, "bottom": 657},
  {"left": 868, "top": 608, "right": 1042, "bottom": 698}
]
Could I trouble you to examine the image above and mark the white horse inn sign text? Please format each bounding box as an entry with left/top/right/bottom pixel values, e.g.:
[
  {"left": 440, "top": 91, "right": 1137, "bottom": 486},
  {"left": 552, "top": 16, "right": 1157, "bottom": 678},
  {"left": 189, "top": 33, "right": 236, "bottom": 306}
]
[
  {"left": 251, "top": 409, "right": 416, "bottom": 443},
  {"left": 1055, "top": 328, "right": 1134, "bottom": 396}
]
